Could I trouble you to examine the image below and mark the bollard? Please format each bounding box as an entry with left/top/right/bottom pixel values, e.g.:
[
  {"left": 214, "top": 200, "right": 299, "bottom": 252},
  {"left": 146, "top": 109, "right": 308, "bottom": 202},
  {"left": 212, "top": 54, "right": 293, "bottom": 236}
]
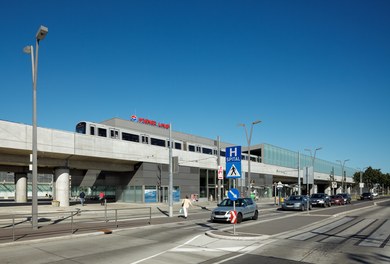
[{"left": 104, "top": 199, "right": 107, "bottom": 222}]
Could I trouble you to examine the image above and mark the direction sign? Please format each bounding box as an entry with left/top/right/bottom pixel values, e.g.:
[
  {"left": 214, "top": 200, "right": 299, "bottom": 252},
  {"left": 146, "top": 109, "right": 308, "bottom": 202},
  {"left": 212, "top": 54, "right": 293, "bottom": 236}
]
[
  {"left": 230, "top": 210, "right": 237, "bottom": 224},
  {"left": 228, "top": 188, "right": 240, "bottom": 201},
  {"left": 226, "top": 146, "right": 241, "bottom": 179}
]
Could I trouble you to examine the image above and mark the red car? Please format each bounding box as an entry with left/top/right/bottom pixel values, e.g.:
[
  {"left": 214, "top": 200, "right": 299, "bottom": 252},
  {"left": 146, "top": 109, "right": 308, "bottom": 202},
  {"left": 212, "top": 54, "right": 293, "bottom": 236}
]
[{"left": 330, "top": 195, "right": 345, "bottom": 205}]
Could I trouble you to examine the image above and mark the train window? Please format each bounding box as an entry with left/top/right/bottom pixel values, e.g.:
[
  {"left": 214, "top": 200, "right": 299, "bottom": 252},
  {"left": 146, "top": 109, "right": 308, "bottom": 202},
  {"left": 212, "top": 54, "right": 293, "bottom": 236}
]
[
  {"left": 151, "top": 138, "right": 166, "bottom": 147},
  {"left": 220, "top": 150, "right": 226, "bottom": 157},
  {"left": 202, "top": 147, "right": 212, "bottom": 154},
  {"left": 189, "top": 145, "right": 195, "bottom": 152},
  {"left": 122, "top": 132, "right": 139, "bottom": 142},
  {"left": 98, "top": 128, "right": 107, "bottom": 137},
  {"left": 75, "top": 122, "right": 86, "bottom": 134},
  {"left": 175, "top": 142, "right": 182, "bottom": 150},
  {"left": 90, "top": 125, "right": 95, "bottom": 136},
  {"left": 141, "top": 135, "right": 149, "bottom": 144},
  {"left": 110, "top": 129, "right": 119, "bottom": 139},
  {"left": 196, "top": 146, "right": 201, "bottom": 153}
]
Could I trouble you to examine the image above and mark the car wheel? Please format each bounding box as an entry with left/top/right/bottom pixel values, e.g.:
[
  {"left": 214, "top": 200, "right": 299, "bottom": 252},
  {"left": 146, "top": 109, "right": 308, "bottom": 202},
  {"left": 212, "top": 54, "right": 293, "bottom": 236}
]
[
  {"left": 237, "top": 213, "right": 243, "bottom": 223},
  {"left": 252, "top": 210, "right": 259, "bottom": 220},
  {"left": 301, "top": 204, "right": 305, "bottom": 211}
]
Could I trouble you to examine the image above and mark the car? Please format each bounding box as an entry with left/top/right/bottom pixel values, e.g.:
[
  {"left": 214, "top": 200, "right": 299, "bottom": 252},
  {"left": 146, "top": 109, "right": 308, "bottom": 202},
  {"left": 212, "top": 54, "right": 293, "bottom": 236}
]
[
  {"left": 310, "top": 193, "right": 331, "bottom": 207},
  {"left": 281, "top": 195, "right": 312, "bottom": 211},
  {"left": 210, "top": 198, "right": 259, "bottom": 223},
  {"left": 330, "top": 195, "right": 345, "bottom": 205},
  {"left": 360, "top": 192, "right": 374, "bottom": 200},
  {"left": 338, "top": 193, "right": 352, "bottom": 204}
]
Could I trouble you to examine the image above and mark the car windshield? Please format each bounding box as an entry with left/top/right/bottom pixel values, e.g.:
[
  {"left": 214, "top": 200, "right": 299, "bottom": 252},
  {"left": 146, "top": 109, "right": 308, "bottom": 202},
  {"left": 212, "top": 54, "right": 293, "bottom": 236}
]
[
  {"left": 311, "top": 194, "right": 324, "bottom": 198},
  {"left": 219, "top": 199, "right": 246, "bottom": 207},
  {"left": 288, "top": 196, "right": 303, "bottom": 201}
]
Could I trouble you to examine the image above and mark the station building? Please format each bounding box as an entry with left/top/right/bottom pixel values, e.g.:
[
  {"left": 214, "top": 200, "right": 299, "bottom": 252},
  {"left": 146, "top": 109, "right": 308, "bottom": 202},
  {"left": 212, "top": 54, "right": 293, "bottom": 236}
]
[{"left": 0, "top": 117, "right": 356, "bottom": 204}]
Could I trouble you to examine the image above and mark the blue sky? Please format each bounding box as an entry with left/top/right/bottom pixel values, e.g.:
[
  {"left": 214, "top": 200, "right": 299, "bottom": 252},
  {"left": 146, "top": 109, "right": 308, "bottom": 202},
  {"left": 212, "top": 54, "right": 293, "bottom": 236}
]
[{"left": 1, "top": 0, "right": 389, "bottom": 173}]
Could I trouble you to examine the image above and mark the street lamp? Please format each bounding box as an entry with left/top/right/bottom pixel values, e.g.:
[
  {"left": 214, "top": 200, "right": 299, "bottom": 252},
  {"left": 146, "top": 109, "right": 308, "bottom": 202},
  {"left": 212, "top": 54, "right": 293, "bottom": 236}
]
[
  {"left": 304, "top": 147, "right": 322, "bottom": 196},
  {"left": 238, "top": 120, "right": 261, "bottom": 198},
  {"left": 337, "top": 159, "right": 349, "bottom": 193},
  {"left": 358, "top": 167, "right": 368, "bottom": 196},
  {"left": 24, "top": 25, "right": 48, "bottom": 229}
]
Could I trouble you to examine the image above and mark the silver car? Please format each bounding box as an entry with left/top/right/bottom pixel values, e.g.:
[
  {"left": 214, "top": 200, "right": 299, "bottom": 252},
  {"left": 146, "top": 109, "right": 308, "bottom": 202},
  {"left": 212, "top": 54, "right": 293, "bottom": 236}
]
[
  {"left": 210, "top": 198, "right": 259, "bottom": 223},
  {"left": 281, "top": 195, "right": 312, "bottom": 211}
]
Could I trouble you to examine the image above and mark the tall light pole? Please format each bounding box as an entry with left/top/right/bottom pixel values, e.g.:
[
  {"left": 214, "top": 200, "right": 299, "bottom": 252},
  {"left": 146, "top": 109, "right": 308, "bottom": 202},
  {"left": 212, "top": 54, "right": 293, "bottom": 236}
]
[
  {"left": 24, "top": 25, "right": 48, "bottom": 229},
  {"left": 239, "top": 120, "right": 261, "bottom": 198},
  {"left": 337, "top": 159, "right": 349, "bottom": 193},
  {"left": 168, "top": 124, "right": 173, "bottom": 217},
  {"left": 358, "top": 167, "right": 368, "bottom": 196},
  {"left": 304, "top": 147, "right": 322, "bottom": 196}
]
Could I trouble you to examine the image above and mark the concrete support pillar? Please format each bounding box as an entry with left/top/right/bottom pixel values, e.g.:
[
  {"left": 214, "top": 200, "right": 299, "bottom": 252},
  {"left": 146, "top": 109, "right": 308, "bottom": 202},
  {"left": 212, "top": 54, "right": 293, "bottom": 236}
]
[
  {"left": 54, "top": 167, "right": 70, "bottom": 207},
  {"left": 325, "top": 186, "right": 331, "bottom": 196},
  {"left": 14, "top": 173, "right": 28, "bottom": 203},
  {"left": 310, "top": 184, "right": 317, "bottom": 194}
]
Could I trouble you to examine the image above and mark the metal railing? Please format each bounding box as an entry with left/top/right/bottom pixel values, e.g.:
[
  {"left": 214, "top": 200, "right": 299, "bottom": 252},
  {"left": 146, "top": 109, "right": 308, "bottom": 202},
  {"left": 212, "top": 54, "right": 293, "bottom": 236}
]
[{"left": 0, "top": 206, "right": 152, "bottom": 243}]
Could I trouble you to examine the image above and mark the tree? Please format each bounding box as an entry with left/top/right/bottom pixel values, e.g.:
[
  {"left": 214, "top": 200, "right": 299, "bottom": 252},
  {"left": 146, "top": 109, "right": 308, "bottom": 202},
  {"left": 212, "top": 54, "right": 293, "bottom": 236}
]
[{"left": 353, "top": 167, "right": 386, "bottom": 190}]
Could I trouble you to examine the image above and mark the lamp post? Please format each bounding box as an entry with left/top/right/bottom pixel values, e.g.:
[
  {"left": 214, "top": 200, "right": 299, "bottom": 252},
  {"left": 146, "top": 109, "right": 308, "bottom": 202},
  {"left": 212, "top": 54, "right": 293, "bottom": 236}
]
[
  {"left": 238, "top": 120, "right": 261, "bottom": 198},
  {"left": 358, "top": 167, "right": 368, "bottom": 196},
  {"left": 24, "top": 25, "right": 48, "bottom": 229},
  {"left": 304, "top": 147, "right": 322, "bottom": 196},
  {"left": 336, "top": 159, "right": 349, "bottom": 193}
]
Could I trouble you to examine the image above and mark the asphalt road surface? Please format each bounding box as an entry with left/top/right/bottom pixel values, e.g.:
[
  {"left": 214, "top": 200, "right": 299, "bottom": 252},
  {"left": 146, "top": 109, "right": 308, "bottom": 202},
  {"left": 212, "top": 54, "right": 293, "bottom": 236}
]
[{"left": 0, "top": 199, "right": 389, "bottom": 264}]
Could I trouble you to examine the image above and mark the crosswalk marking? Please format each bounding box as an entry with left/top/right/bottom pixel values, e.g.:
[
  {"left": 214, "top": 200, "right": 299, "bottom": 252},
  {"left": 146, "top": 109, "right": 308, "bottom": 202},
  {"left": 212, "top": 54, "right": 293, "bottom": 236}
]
[
  {"left": 359, "top": 219, "right": 390, "bottom": 248},
  {"left": 320, "top": 218, "right": 376, "bottom": 244},
  {"left": 283, "top": 216, "right": 389, "bottom": 248},
  {"left": 289, "top": 217, "right": 355, "bottom": 241}
]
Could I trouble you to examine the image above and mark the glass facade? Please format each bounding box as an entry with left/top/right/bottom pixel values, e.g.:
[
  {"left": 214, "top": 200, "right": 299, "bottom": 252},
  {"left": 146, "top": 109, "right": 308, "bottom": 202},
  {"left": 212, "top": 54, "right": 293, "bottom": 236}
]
[{"left": 262, "top": 144, "right": 356, "bottom": 178}]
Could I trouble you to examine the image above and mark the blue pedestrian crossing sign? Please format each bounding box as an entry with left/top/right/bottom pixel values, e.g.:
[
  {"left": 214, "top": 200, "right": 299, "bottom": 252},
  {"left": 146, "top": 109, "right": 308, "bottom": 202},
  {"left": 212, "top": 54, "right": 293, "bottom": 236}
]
[{"left": 226, "top": 146, "right": 241, "bottom": 179}]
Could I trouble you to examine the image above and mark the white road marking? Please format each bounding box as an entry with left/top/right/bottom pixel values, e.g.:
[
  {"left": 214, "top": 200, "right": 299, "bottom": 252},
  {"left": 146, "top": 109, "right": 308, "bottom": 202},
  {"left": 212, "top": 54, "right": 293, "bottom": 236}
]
[
  {"left": 359, "top": 219, "right": 390, "bottom": 247},
  {"left": 289, "top": 217, "right": 355, "bottom": 241},
  {"left": 130, "top": 234, "right": 201, "bottom": 264}
]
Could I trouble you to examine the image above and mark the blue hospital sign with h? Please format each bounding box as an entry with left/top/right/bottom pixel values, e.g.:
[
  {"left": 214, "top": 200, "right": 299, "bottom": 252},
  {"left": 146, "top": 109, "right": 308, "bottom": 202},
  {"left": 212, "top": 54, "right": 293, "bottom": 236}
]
[{"left": 226, "top": 146, "right": 241, "bottom": 179}]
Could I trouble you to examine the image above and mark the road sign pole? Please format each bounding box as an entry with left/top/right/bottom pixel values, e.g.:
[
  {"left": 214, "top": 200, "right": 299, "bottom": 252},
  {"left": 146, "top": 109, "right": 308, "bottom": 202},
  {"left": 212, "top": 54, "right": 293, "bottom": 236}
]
[{"left": 233, "top": 178, "right": 236, "bottom": 235}]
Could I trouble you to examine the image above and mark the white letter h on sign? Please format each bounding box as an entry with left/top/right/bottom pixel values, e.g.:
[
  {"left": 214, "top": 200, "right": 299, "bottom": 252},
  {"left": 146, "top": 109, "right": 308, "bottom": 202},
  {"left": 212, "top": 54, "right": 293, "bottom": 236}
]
[{"left": 230, "top": 147, "right": 237, "bottom": 157}]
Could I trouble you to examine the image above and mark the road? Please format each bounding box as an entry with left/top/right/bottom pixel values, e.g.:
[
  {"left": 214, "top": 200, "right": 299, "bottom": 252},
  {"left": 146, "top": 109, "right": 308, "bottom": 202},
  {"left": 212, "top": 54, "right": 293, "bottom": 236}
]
[{"left": 0, "top": 199, "right": 389, "bottom": 264}]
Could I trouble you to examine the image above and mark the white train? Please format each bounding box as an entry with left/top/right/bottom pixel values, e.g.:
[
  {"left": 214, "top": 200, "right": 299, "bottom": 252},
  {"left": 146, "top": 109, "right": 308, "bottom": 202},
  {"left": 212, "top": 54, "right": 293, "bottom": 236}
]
[{"left": 76, "top": 121, "right": 260, "bottom": 162}]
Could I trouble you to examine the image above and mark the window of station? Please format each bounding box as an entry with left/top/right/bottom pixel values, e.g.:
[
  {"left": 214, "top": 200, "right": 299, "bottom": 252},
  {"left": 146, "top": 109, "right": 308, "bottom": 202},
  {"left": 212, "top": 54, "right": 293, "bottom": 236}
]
[
  {"left": 175, "top": 142, "right": 182, "bottom": 150},
  {"left": 141, "top": 135, "right": 149, "bottom": 144},
  {"left": 122, "top": 132, "right": 139, "bottom": 142},
  {"left": 98, "top": 128, "right": 107, "bottom": 137},
  {"left": 151, "top": 138, "right": 166, "bottom": 147},
  {"left": 189, "top": 145, "right": 195, "bottom": 152},
  {"left": 202, "top": 147, "right": 213, "bottom": 154}
]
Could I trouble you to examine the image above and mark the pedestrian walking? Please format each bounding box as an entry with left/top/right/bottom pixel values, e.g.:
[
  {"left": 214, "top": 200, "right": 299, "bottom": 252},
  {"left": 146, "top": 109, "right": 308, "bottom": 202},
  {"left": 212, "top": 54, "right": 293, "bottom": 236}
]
[
  {"left": 181, "top": 195, "right": 192, "bottom": 219},
  {"left": 99, "top": 191, "right": 105, "bottom": 206},
  {"left": 79, "top": 191, "right": 85, "bottom": 206}
]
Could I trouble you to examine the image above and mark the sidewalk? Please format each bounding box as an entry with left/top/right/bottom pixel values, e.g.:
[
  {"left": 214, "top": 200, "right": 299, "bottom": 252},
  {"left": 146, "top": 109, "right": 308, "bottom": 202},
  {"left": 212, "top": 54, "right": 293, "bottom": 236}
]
[
  {"left": 0, "top": 197, "right": 277, "bottom": 216},
  {"left": 0, "top": 198, "right": 278, "bottom": 244}
]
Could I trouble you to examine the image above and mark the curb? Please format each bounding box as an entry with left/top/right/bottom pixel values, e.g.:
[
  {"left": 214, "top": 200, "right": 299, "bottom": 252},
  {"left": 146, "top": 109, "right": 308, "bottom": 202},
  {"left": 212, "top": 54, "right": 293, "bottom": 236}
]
[{"left": 205, "top": 230, "right": 270, "bottom": 241}]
